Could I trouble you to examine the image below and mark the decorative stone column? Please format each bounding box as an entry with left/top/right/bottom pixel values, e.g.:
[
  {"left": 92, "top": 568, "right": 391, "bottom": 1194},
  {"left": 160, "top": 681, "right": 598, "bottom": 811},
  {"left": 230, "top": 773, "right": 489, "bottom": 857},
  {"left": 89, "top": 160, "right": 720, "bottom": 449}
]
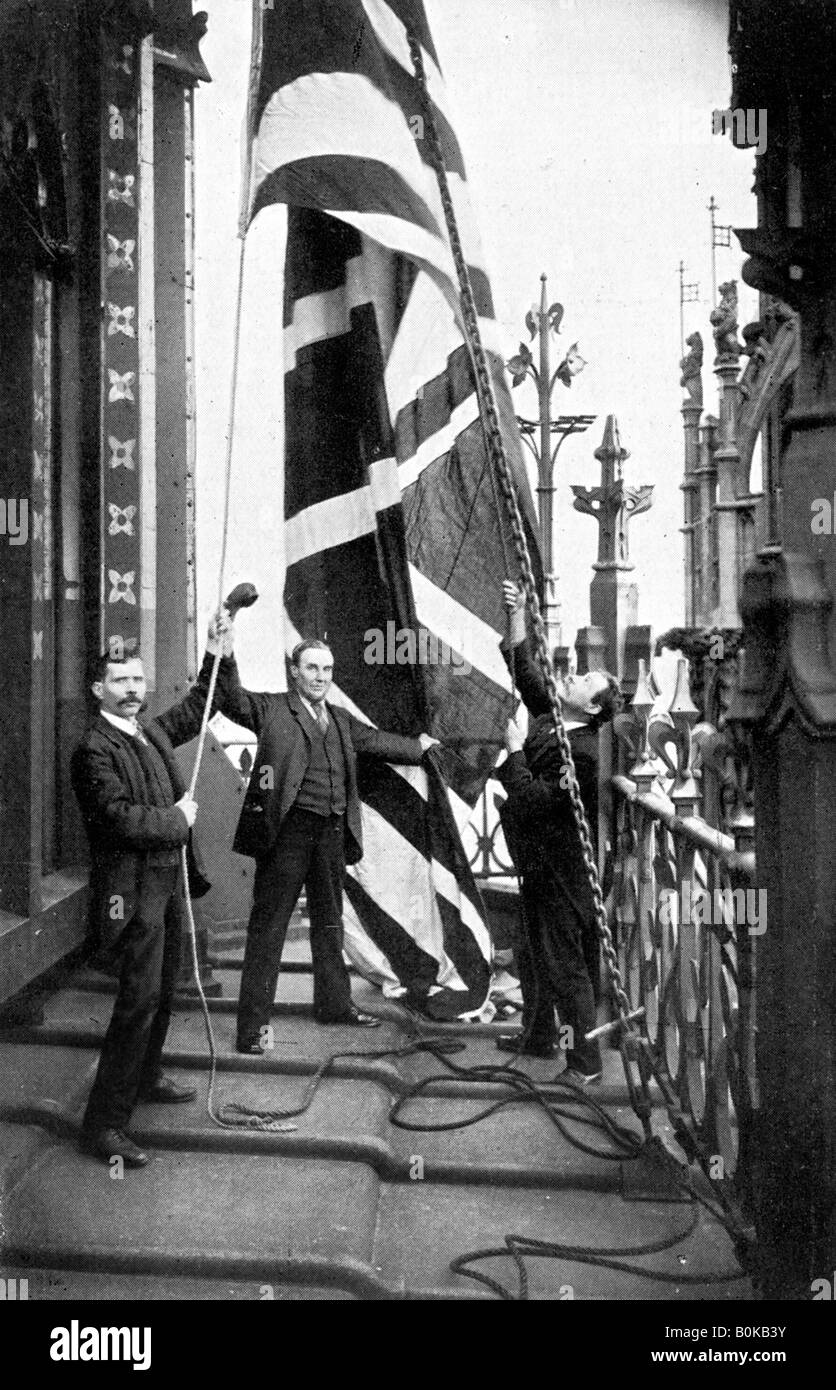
[
  {"left": 710, "top": 282, "right": 746, "bottom": 628},
  {"left": 695, "top": 417, "right": 719, "bottom": 623},
  {"left": 146, "top": 1, "right": 218, "bottom": 998},
  {"left": 573, "top": 417, "right": 654, "bottom": 880},
  {"left": 572, "top": 415, "right": 654, "bottom": 684},
  {"left": 680, "top": 332, "right": 703, "bottom": 626},
  {"left": 727, "top": 0, "right": 836, "bottom": 1299}
]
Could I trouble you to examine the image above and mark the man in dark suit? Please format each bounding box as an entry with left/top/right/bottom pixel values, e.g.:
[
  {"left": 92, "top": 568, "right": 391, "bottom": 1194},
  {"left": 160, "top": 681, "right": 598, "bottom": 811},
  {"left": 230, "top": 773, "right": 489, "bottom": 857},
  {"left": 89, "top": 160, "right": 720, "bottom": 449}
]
[
  {"left": 219, "top": 636, "right": 438, "bottom": 1053},
  {"left": 71, "top": 613, "right": 234, "bottom": 1167},
  {"left": 494, "top": 582, "right": 621, "bottom": 1082}
]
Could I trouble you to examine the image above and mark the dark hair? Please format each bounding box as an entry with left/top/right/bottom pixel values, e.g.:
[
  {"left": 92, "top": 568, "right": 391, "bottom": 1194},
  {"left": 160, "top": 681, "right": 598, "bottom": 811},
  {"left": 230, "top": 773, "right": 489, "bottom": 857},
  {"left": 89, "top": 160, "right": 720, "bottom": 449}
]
[
  {"left": 290, "top": 638, "right": 332, "bottom": 667},
  {"left": 587, "top": 672, "right": 623, "bottom": 729},
  {"left": 90, "top": 647, "right": 143, "bottom": 686}
]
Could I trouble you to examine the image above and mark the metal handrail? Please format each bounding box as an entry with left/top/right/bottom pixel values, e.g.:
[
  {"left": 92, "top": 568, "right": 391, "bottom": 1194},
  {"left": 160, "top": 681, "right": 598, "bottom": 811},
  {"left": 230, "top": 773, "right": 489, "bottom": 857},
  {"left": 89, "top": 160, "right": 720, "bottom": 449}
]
[{"left": 611, "top": 774, "right": 755, "bottom": 879}]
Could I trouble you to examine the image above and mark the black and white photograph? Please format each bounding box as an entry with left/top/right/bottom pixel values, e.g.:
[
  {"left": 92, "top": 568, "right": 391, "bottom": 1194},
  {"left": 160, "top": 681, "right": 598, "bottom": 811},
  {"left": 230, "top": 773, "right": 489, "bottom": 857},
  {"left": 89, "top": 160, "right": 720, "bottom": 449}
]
[{"left": 0, "top": 0, "right": 833, "bottom": 1344}]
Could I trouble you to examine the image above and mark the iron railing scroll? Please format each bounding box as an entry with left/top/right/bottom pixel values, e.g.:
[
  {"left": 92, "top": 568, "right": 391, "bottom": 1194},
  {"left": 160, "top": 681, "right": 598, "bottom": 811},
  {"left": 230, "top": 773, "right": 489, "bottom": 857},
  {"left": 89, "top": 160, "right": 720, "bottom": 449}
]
[{"left": 610, "top": 657, "right": 758, "bottom": 1212}]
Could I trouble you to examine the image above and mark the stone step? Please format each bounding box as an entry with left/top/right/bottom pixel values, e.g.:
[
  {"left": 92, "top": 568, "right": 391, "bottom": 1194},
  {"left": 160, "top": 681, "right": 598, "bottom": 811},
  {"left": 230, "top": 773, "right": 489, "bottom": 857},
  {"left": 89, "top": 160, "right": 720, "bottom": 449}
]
[
  {"left": 6, "top": 1000, "right": 667, "bottom": 1117},
  {"left": 4, "top": 995, "right": 681, "bottom": 1197},
  {"left": 3, "top": 1147, "right": 399, "bottom": 1298},
  {"left": 2, "top": 1139, "right": 750, "bottom": 1301},
  {"left": 10, "top": 990, "right": 666, "bottom": 1115},
  {"left": 25, "top": 1061, "right": 657, "bottom": 1191},
  {"left": 0, "top": 1042, "right": 97, "bottom": 1111},
  {"left": 0, "top": 1267, "right": 355, "bottom": 1300},
  {"left": 0, "top": 973, "right": 750, "bottom": 1300}
]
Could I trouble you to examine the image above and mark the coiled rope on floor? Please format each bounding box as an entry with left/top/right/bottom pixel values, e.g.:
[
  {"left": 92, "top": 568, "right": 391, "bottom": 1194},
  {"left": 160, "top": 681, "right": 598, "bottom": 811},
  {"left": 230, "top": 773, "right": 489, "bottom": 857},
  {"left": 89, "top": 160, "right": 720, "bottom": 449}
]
[
  {"left": 448, "top": 1214, "right": 745, "bottom": 1303},
  {"left": 385, "top": 1019, "right": 746, "bottom": 1299}
]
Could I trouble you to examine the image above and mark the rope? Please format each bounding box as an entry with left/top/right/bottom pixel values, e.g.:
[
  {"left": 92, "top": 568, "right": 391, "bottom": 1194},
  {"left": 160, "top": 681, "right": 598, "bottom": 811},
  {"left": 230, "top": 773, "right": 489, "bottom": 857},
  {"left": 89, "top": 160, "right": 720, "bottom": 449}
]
[
  {"left": 177, "top": 232, "right": 299, "bottom": 1133},
  {"left": 223, "top": 1033, "right": 460, "bottom": 1126},
  {"left": 186, "top": 233, "right": 247, "bottom": 805},
  {"left": 405, "top": 28, "right": 756, "bottom": 1264},
  {"left": 384, "top": 1025, "right": 745, "bottom": 1300},
  {"left": 448, "top": 1213, "right": 748, "bottom": 1302}
]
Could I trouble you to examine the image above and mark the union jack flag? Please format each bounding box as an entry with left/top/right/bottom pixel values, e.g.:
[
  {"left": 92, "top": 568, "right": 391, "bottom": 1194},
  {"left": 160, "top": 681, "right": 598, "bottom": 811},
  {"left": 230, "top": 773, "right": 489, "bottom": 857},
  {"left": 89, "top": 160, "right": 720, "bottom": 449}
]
[{"left": 243, "top": 0, "right": 541, "bottom": 1016}]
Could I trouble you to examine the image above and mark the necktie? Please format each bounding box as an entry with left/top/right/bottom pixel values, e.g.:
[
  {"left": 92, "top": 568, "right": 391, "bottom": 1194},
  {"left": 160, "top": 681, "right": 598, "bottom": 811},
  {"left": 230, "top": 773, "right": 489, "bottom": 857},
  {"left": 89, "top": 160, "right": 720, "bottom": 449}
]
[
  {"left": 315, "top": 706, "right": 328, "bottom": 735},
  {"left": 132, "top": 721, "right": 149, "bottom": 746}
]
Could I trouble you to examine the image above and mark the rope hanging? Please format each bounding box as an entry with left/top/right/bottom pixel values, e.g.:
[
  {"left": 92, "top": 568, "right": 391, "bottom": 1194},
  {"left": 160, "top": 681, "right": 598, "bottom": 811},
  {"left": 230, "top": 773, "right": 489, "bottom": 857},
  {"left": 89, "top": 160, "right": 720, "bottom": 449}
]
[{"left": 178, "top": 233, "right": 299, "bottom": 1133}]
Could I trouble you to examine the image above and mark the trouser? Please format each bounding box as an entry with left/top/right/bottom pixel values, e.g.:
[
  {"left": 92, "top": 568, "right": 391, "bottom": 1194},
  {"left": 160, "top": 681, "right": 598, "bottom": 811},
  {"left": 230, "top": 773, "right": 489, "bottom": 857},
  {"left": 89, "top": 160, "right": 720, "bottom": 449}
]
[
  {"left": 236, "top": 808, "right": 349, "bottom": 1042},
  {"left": 517, "top": 866, "right": 602, "bottom": 1073},
  {"left": 83, "top": 864, "right": 183, "bottom": 1132}
]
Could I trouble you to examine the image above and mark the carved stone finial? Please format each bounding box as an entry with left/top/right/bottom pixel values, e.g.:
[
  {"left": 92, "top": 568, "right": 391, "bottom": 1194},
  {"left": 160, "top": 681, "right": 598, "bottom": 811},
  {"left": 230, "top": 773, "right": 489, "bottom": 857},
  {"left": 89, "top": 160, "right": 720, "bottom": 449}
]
[
  {"left": 594, "top": 414, "right": 630, "bottom": 481},
  {"left": 679, "top": 330, "right": 703, "bottom": 406},
  {"left": 571, "top": 415, "right": 654, "bottom": 568},
  {"left": 710, "top": 280, "right": 742, "bottom": 363}
]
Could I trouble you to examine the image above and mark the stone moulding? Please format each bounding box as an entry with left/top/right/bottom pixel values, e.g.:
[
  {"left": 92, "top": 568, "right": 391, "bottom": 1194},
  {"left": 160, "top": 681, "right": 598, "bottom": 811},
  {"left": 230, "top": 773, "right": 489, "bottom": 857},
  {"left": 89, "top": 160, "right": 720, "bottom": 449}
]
[
  {"left": 736, "top": 315, "right": 799, "bottom": 476},
  {"left": 731, "top": 550, "right": 836, "bottom": 736}
]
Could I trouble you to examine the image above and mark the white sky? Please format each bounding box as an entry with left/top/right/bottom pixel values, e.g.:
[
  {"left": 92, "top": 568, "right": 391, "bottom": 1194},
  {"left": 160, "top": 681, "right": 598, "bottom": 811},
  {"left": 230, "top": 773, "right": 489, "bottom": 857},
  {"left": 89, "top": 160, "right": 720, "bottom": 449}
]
[{"left": 193, "top": 0, "right": 758, "bottom": 688}]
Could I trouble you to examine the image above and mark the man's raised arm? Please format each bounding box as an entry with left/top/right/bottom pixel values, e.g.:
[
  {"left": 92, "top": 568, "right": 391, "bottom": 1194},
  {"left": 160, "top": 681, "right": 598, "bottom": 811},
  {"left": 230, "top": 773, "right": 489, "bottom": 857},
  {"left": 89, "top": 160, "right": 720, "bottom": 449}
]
[
  {"left": 155, "top": 608, "right": 239, "bottom": 748},
  {"left": 499, "top": 580, "right": 551, "bottom": 717}
]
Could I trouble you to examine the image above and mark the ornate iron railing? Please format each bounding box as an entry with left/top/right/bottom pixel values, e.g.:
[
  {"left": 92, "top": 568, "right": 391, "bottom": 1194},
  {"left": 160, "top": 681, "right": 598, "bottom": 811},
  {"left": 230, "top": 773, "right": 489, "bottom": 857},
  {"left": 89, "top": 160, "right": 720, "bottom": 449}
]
[
  {"left": 610, "top": 658, "right": 758, "bottom": 1199},
  {"left": 462, "top": 784, "right": 515, "bottom": 880}
]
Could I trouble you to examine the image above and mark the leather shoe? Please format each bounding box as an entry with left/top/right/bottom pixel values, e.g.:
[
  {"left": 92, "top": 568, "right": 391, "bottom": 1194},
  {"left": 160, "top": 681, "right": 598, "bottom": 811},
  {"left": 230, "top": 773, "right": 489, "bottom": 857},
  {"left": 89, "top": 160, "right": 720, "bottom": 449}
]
[
  {"left": 138, "top": 1077, "right": 196, "bottom": 1103},
  {"left": 495, "top": 1033, "right": 556, "bottom": 1058},
  {"left": 79, "top": 1128, "right": 148, "bottom": 1168},
  {"left": 314, "top": 1006, "right": 381, "bottom": 1028},
  {"left": 236, "top": 1037, "right": 265, "bottom": 1056}
]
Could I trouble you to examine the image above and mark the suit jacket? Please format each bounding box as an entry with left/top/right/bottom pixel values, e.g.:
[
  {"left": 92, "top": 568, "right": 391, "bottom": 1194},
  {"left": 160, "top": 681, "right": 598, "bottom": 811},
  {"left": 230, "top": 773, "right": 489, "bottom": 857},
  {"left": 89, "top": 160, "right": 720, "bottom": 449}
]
[
  {"left": 496, "top": 638, "right": 600, "bottom": 880},
  {"left": 220, "top": 666, "right": 426, "bottom": 864},
  {"left": 71, "top": 653, "right": 236, "bottom": 956}
]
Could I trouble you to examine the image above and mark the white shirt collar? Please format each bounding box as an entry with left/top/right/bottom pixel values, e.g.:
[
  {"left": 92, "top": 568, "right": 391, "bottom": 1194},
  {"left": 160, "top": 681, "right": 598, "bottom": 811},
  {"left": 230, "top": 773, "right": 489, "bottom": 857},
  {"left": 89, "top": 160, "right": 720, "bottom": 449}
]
[
  {"left": 527, "top": 709, "right": 587, "bottom": 735},
  {"left": 101, "top": 708, "right": 142, "bottom": 737}
]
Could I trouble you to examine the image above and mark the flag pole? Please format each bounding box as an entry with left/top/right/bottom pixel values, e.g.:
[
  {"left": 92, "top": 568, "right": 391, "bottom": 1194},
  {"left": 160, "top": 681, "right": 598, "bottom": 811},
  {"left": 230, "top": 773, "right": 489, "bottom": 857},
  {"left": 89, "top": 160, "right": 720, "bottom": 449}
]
[{"left": 238, "top": 0, "right": 266, "bottom": 236}]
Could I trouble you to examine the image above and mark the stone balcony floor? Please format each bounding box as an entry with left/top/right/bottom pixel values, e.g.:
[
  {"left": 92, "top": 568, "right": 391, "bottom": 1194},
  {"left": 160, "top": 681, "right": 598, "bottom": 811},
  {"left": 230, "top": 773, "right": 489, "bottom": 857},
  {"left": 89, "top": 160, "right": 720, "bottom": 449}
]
[{"left": 0, "top": 939, "right": 753, "bottom": 1302}]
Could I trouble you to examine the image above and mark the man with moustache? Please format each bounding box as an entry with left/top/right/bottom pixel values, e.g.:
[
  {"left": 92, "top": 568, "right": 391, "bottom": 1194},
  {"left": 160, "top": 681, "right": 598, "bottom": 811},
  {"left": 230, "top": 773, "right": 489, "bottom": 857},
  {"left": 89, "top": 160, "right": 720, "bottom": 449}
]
[{"left": 70, "top": 611, "right": 233, "bottom": 1167}]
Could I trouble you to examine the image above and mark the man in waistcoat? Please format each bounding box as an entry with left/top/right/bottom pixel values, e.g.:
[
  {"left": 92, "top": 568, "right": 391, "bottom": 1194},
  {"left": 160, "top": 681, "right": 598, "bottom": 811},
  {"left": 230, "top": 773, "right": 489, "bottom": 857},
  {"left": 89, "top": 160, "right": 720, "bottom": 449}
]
[
  {"left": 70, "top": 612, "right": 234, "bottom": 1167},
  {"left": 221, "top": 637, "right": 438, "bottom": 1053}
]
